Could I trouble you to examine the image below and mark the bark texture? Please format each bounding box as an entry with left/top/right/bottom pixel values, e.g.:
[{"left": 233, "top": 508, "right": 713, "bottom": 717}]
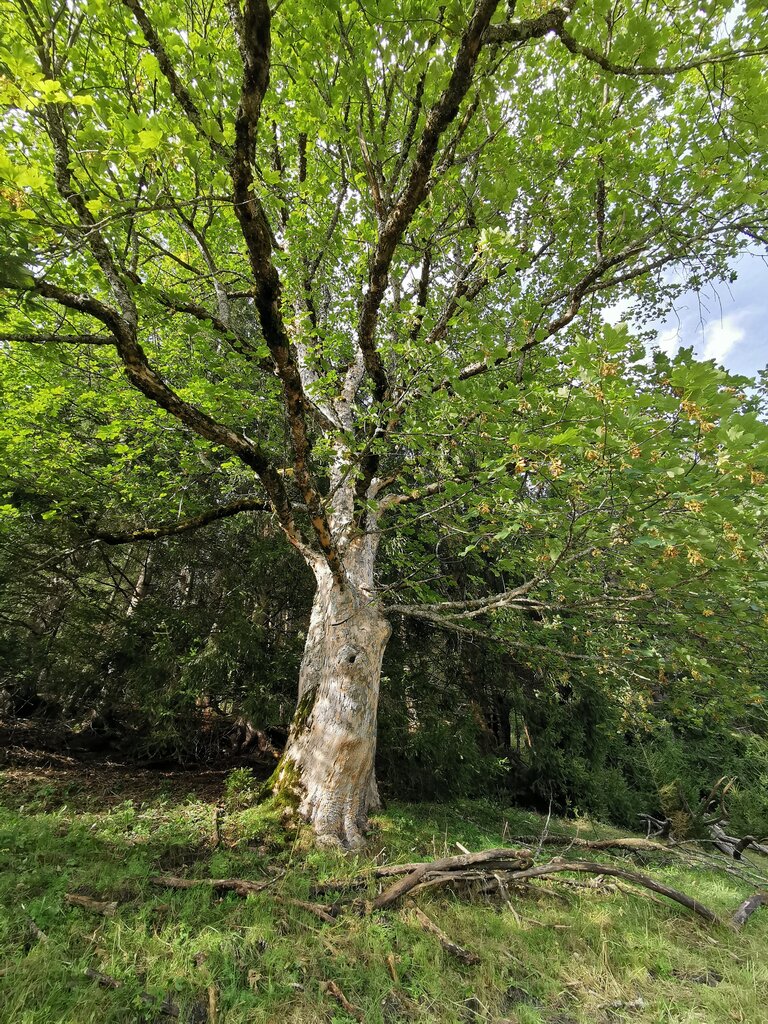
[{"left": 274, "top": 547, "right": 390, "bottom": 848}]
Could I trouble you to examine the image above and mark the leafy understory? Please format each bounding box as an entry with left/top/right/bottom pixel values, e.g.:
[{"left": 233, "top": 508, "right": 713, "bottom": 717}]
[{"left": 1, "top": 779, "right": 766, "bottom": 1024}]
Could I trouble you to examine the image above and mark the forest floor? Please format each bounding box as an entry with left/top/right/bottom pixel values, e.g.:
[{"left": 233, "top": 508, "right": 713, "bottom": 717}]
[{"left": 0, "top": 744, "right": 767, "bottom": 1024}]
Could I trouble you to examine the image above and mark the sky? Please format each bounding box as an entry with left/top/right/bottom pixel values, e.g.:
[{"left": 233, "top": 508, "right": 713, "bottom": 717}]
[{"left": 607, "top": 252, "right": 768, "bottom": 380}]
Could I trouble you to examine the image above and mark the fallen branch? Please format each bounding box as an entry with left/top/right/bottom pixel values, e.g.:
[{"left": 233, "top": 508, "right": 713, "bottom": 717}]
[
  {"left": 732, "top": 893, "right": 768, "bottom": 928},
  {"left": 639, "top": 813, "right": 672, "bottom": 839},
  {"left": 372, "top": 848, "right": 532, "bottom": 909},
  {"left": 375, "top": 847, "right": 532, "bottom": 878},
  {"left": 309, "top": 877, "right": 369, "bottom": 896},
  {"left": 151, "top": 873, "right": 334, "bottom": 922},
  {"left": 208, "top": 984, "right": 218, "bottom": 1023},
  {"left": 386, "top": 952, "right": 398, "bottom": 982},
  {"left": 508, "top": 860, "right": 720, "bottom": 923},
  {"left": 602, "top": 997, "right": 646, "bottom": 1011},
  {"left": 672, "top": 842, "right": 768, "bottom": 889},
  {"left": 149, "top": 874, "right": 277, "bottom": 898},
  {"left": 506, "top": 835, "right": 670, "bottom": 854},
  {"left": 709, "top": 825, "right": 768, "bottom": 860},
  {"left": 24, "top": 915, "right": 48, "bottom": 943},
  {"left": 407, "top": 869, "right": 518, "bottom": 898},
  {"left": 310, "top": 842, "right": 759, "bottom": 931},
  {"left": 65, "top": 894, "right": 118, "bottom": 916},
  {"left": 320, "top": 980, "right": 362, "bottom": 1021},
  {"left": 410, "top": 906, "right": 480, "bottom": 965},
  {"left": 274, "top": 896, "right": 338, "bottom": 924},
  {"left": 697, "top": 776, "right": 734, "bottom": 828},
  {"left": 85, "top": 968, "right": 122, "bottom": 989}
]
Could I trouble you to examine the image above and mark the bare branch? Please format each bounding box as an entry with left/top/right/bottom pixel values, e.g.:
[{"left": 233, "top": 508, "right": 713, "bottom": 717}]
[
  {"left": 508, "top": 859, "right": 720, "bottom": 923},
  {"left": 43, "top": 98, "right": 137, "bottom": 324},
  {"left": 0, "top": 332, "right": 114, "bottom": 345},
  {"left": 357, "top": 0, "right": 502, "bottom": 403},
  {"left": 3, "top": 277, "right": 125, "bottom": 334},
  {"left": 117, "top": 0, "right": 345, "bottom": 578},
  {"left": 154, "top": 293, "right": 273, "bottom": 369},
  {"left": 96, "top": 497, "right": 271, "bottom": 543},
  {"left": 3, "top": 274, "right": 302, "bottom": 544},
  {"left": 409, "top": 248, "right": 432, "bottom": 343},
  {"left": 229, "top": 0, "right": 345, "bottom": 582},
  {"left": 454, "top": 243, "right": 645, "bottom": 384},
  {"left": 482, "top": 4, "right": 571, "bottom": 46},
  {"left": 389, "top": 590, "right": 541, "bottom": 620},
  {"left": 555, "top": 26, "right": 768, "bottom": 79},
  {"left": 379, "top": 480, "right": 449, "bottom": 511},
  {"left": 120, "top": 0, "right": 223, "bottom": 152}
]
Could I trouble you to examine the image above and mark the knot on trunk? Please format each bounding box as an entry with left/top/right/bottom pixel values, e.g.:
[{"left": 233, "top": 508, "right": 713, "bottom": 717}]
[{"left": 340, "top": 645, "right": 360, "bottom": 666}]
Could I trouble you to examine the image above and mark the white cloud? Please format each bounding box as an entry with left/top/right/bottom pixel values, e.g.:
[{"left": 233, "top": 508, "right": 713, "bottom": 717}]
[
  {"left": 603, "top": 298, "right": 633, "bottom": 326},
  {"left": 657, "top": 326, "right": 683, "bottom": 357},
  {"left": 652, "top": 311, "right": 750, "bottom": 366},
  {"left": 701, "top": 312, "right": 746, "bottom": 365},
  {"left": 601, "top": 250, "right": 768, "bottom": 375}
]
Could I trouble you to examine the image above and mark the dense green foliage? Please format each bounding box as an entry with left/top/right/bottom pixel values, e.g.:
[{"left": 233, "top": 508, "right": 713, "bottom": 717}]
[
  {"left": 2, "top": 506, "right": 768, "bottom": 837},
  {"left": 1, "top": 0, "right": 768, "bottom": 832}
]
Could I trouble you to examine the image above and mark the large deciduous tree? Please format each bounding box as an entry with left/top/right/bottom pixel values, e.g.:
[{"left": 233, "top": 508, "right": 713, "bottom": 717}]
[{"left": 1, "top": 0, "right": 767, "bottom": 845}]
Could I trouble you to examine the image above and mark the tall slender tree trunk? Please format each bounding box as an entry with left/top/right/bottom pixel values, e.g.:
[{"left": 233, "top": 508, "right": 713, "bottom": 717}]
[{"left": 272, "top": 532, "right": 390, "bottom": 848}]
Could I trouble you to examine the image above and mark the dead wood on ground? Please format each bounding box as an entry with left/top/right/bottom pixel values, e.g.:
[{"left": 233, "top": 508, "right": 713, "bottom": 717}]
[
  {"left": 24, "top": 915, "right": 47, "bottom": 943},
  {"left": 150, "top": 874, "right": 336, "bottom": 922},
  {"left": 506, "top": 859, "right": 721, "bottom": 923},
  {"left": 320, "top": 980, "right": 363, "bottom": 1021},
  {"left": 148, "top": 839, "right": 765, "bottom": 936},
  {"left": 708, "top": 824, "right": 768, "bottom": 860},
  {"left": 374, "top": 847, "right": 533, "bottom": 879},
  {"left": 149, "top": 874, "right": 277, "bottom": 898},
  {"left": 505, "top": 835, "right": 670, "bottom": 854},
  {"left": 409, "top": 906, "right": 480, "bottom": 964},
  {"left": 732, "top": 893, "right": 768, "bottom": 928},
  {"left": 354, "top": 847, "right": 724, "bottom": 923},
  {"left": 65, "top": 893, "right": 118, "bottom": 916},
  {"left": 274, "top": 896, "right": 339, "bottom": 923}
]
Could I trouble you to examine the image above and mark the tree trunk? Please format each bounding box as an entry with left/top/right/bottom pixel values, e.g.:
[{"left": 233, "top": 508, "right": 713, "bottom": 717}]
[{"left": 272, "top": 553, "right": 391, "bottom": 848}]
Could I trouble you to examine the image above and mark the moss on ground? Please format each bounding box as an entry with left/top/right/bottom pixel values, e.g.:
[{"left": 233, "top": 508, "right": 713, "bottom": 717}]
[{"left": 0, "top": 776, "right": 766, "bottom": 1023}]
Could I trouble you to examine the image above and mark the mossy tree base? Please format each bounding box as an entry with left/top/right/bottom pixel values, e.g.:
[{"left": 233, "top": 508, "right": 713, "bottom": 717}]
[{"left": 272, "top": 563, "right": 390, "bottom": 849}]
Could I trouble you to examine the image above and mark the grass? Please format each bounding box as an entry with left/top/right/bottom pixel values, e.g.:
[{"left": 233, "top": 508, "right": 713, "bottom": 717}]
[{"left": 0, "top": 773, "right": 767, "bottom": 1024}]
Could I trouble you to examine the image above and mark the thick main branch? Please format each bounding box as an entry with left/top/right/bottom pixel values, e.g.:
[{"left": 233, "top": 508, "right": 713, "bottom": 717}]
[{"left": 356, "top": 0, "right": 502, "bottom": 402}]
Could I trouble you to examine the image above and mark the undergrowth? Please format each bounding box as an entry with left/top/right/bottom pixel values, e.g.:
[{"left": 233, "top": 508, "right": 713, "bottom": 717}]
[{"left": 0, "top": 777, "right": 766, "bottom": 1024}]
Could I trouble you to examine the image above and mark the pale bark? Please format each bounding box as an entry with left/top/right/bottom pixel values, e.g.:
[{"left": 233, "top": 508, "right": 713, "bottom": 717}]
[
  {"left": 126, "top": 549, "right": 153, "bottom": 618},
  {"left": 273, "top": 482, "right": 390, "bottom": 848}
]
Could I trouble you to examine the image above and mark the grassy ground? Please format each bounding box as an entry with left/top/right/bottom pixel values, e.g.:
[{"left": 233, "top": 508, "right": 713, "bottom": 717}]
[{"left": 0, "top": 766, "right": 766, "bottom": 1024}]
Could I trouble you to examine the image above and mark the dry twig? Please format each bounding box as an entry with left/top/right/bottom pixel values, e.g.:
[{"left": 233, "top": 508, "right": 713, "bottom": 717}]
[
  {"left": 321, "top": 980, "right": 362, "bottom": 1021},
  {"left": 274, "top": 896, "right": 339, "bottom": 924},
  {"left": 507, "top": 859, "right": 720, "bottom": 923},
  {"left": 373, "top": 848, "right": 532, "bottom": 908},
  {"left": 410, "top": 906, "right": 480, "bottom": 964}
]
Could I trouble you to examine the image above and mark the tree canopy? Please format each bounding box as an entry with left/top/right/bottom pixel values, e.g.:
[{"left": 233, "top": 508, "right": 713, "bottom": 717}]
[{"left": 1, "top": 0, "right": 767, "bottom": 843}]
